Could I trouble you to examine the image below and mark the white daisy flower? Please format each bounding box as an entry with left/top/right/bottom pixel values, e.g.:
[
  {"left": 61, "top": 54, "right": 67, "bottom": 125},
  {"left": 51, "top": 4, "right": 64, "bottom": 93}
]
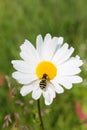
[{"left": 11, "top": 33, "right": 83, "bottom": 105}]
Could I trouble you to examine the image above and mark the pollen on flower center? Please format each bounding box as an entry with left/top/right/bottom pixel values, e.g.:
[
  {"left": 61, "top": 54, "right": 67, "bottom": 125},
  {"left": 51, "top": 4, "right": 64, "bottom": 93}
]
[{"left": 36, "top": 61, "right": 57, "bottom": 80}]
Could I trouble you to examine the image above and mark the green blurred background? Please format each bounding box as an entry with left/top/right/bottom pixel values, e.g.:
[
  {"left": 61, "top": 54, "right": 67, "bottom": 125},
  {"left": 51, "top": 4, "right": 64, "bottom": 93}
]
[{"left": 0, "top": 0, "right": 87, "bottom": 130}]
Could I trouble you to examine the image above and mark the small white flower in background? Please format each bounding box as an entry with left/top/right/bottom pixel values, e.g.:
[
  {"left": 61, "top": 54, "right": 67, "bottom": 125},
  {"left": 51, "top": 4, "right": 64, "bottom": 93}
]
[{"left": 11, "top": 33, "right": 83, "bottom": 105}]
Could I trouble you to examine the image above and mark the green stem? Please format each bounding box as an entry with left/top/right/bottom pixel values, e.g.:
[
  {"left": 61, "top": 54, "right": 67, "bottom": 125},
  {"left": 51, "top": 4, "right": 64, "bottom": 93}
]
[{"left": 37, "top": 99, "right": 44, "bottom": 130}]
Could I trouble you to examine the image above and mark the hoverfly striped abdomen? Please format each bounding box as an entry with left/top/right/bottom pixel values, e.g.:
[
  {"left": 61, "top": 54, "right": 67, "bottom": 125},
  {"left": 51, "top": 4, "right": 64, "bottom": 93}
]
[{"left": 39, "top": 74, "right": 48, "bottom": 89}]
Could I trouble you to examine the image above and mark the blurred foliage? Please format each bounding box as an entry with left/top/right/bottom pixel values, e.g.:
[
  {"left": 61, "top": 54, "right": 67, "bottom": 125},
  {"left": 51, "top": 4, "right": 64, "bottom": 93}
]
[{"left": 0, "top": 0, "right": 87, "bottom": 130}]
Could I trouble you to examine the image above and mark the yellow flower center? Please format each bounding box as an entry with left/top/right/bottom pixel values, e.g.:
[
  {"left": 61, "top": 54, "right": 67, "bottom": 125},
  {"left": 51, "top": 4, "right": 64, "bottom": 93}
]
[{"left": 36, "top": 61, "right": 57, "bottom": 80}]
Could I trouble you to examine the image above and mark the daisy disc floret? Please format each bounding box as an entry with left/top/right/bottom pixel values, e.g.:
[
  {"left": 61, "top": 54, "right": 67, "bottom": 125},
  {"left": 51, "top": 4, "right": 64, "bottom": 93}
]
[
  {"left": 36, "top": 61, "right": 57, "bottom": 80},
  {"left": 11, "top": 33, "right": 83, "bottom": 105}
]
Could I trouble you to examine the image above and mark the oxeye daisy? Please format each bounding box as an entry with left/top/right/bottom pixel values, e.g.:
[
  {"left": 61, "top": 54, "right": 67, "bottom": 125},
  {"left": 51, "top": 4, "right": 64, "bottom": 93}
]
[{"left": 11, "top": 33, "right": 83, "bottom": 105}]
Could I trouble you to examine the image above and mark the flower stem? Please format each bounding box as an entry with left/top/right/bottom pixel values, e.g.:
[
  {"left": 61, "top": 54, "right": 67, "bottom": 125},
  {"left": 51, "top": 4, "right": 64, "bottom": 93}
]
[{"left": 37, "top": 99, "right": 44, "bottom": 130}]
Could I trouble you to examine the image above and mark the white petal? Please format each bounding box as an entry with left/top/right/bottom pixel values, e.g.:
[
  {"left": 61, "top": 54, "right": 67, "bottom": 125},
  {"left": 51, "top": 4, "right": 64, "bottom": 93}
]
[
  {"left": 57, "top": 55, "right": 83, "bottom": 76},
  {"left": 43, "top": 93, "right": 52, "bottom": 105},
  {"left": 45, "top": 99, "right": 53, "bottom": 105},
  {"left": 44, "top": 33, "right": 51, "bottom": 43},
  {"left": 53, "top": 37, "right": 64, "bottom": 54},
  {"left": 58, "top": 56, "right": 83, "bottom": 71},
  {"left": 42, "top": 36, "right": 63, "bottom": 60},
  {"left": 52, "top": 43, "right": 74, "bottom": 65},
  {"left": 55, "top": 76, "right": 72, "bottom": 89},
  {"left": 57, "top": 47, "right": 74, "bottom": 65},
  {"left": 11, "top": 60, "right": 35, "bottom": 73},
  {"left": 40, "top": 34, "right": 64, "bottom": 60},
  {"left": 36, "top": 34, "right": 43, "bottom": 57},
  {"left": 43, "top": 89, "right": 53, "bottom": 105},
  {"left": 55, "top": 75, "right": 83, "bottom": 90},
  {"left": 64, "top": 76, "right": 83, "bottom": 83},
  {"left": 52, "top": 43, "right": 68, "bottom": 62},
  {"left": 41, "top": 34, "right": 52, "bottom": 60},
  {"left": 20, "top": 83, "right": 34, "bottom": 96},
  {"left": 47, "top": 82, "right": 56, "bottom": 98},
  {"left": 49, "top": 37, "right": 63, "bottom": 60},
  {"left": 12, "top": 71, "right": 37, "bottom": 84},
  {"left": 20, "top": 39, "right": 40, "bottom": 65},
  {"left": 57, "top": 37, "right": 64, "bottom": 46},
  {"left": 58, "top": 65, "right": 81, "bottom": 76},
  {"left": 32, "top": 87, "right": 42, "bottom": 100},
  {"left": 51, "top": 80, "right": 64, "bottom": 93}
]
